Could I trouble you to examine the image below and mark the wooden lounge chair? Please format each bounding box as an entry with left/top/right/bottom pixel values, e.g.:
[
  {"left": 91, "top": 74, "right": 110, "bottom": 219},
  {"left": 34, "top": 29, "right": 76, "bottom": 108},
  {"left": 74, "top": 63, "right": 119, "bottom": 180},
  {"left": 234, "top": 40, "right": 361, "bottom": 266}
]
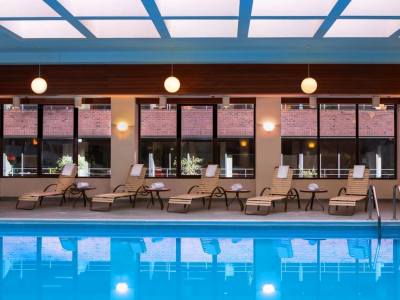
[
  {"left": 16, "top": 164, "right": 77, "bottom": 210},
  {"left": 244, "top": 166, "right": 299, "bottom": 215},
  {"left": 328, "top": 166, "right": 370, "bottom": 215},
  {"left": 167, "top": 165, "right": 226, "bottom": 213},
  {"left": 90, "top": 164, "right": 147, "bottom": 211}
]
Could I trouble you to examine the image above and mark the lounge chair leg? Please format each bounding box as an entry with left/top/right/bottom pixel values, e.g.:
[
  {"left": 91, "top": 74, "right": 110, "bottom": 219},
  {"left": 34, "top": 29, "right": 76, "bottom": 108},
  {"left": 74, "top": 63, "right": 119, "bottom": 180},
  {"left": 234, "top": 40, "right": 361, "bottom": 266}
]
[
  {"left": 39, "top": 197, "right": 43, "bottom": 207},
  {"left": 284, "top": 199, "right": 288, "bottom": 212},
  {"left": 364, "top": 198, "right": 368, "bottom": 212},
  {"left": 202, "top": 198, "right": 205, "bottom": 207},
  {"left": 16, "top": 200, "right": 37, "bottom": 210},
  {"left": 132, "top": 195, "right": 136, "bottom": 208},
  {"left": 208, "top": 198, "right": 212, "bottom": 210}
]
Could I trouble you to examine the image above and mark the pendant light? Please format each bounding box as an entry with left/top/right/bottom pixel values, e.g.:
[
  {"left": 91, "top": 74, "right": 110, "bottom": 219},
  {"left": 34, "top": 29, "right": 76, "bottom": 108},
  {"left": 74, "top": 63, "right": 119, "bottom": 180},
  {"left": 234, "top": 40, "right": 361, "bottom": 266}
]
[
  {"left": 164, "top": 64, "right": 180, "bottom": 93},
  {"left": 301, "top": 64, "right": 317, "bottom": 94},
  {"left": 31, "top": 65, "right": 47, "bottom": 94}
]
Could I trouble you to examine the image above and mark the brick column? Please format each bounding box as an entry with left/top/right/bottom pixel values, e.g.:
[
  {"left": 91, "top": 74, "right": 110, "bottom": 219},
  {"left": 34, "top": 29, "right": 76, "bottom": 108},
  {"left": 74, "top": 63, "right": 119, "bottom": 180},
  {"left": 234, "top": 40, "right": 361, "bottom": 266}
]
[
  {"left": 256, "top": 97, "right": 282, "bottom": 195},
  {"left": 111, "top": 96, "right": 137, "bottom": 189}
]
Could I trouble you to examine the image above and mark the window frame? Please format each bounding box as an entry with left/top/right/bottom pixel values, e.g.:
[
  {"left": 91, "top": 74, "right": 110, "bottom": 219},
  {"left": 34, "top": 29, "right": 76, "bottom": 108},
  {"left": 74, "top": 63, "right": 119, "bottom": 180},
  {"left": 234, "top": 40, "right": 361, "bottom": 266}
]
[
  {"left": 281, "top": 103, "right": 397, "bottom": 180},
  {"left": 138, "top": 101, "right": 256, "bottom": 179},
  {"left": 1, "top": 101, "right": 111, "bottom": 178}
]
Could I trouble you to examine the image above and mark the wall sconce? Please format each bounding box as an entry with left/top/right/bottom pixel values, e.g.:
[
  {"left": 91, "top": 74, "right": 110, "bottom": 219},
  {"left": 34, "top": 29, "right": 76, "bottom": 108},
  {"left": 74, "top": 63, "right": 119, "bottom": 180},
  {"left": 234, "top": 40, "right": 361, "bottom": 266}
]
[
  {"left": 263, "top": 121, "right": 275, "bottom": 132},
  {"left": 116, "top": 121, "right": 129, "bottom": 132}
]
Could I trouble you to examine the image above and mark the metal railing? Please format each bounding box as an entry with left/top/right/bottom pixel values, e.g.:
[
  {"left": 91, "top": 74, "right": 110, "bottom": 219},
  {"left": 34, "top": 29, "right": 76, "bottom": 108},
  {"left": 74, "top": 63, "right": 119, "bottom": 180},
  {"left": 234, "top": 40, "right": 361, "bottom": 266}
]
[
  {"left": 368, "top": 185, "right": 382, "bottom": 240},
  {"left": 4, "top": 167, "right": 111, "bottom": 177},
  {"left": 293, "top": 168, "right": 395, "bottom": 179}
]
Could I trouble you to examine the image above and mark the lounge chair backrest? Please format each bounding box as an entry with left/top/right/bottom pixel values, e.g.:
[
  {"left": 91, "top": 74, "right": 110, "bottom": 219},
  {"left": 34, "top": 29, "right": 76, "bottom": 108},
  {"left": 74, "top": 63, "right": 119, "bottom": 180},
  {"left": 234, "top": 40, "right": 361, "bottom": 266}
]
[
  {"left": 55, "top": 164, "right": 78, "bottom": 192},
  {"left": 270, "top": 167, "right": 293, "bottom": 196},
  {"left": 346, "top": 168, "right": 370, "bottom": 196},
  {"left": 198, "top": 166, "right": 220, "bottom": 194},
  {"left": 125, "top": 165, "right": 147, "bottom": 192}
]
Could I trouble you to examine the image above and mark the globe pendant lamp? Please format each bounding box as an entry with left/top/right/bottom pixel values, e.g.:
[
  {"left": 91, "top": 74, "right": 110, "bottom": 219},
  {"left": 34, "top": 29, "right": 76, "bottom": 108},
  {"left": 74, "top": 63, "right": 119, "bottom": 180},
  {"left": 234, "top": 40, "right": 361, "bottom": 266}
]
[
  {"left": 301, "top": 64, "right": 317, "bottom": 94},
  {"left": 164, "top": 64, "right": 180, "bottom": 93},
  {"left": 31, "top": 65, "right": 47, "bottom": 94}
]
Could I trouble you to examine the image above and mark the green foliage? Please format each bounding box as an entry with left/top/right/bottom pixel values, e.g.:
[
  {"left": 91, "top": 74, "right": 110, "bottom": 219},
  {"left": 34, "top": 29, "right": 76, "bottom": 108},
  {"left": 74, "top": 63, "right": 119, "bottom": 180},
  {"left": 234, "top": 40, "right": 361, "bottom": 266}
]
[
  {"left": 181, "top": 154, "right": 203, "bottom": 175},
  {"left": 56, "top": 155, "right": 89, "bottom": 176}
]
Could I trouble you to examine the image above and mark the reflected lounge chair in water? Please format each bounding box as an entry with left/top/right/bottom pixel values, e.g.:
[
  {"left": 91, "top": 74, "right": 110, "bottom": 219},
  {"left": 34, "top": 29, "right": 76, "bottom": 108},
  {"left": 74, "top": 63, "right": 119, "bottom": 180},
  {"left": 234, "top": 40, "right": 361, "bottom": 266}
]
[{"left": 200, "top": 238, "right": 221, "bottom": 256}]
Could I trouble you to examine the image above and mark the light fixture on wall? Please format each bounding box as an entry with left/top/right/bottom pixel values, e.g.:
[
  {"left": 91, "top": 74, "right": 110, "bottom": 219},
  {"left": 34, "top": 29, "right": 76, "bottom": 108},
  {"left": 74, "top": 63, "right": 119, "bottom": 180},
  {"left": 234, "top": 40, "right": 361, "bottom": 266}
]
[
  {"left": 222, "top": 96, "right": 230, "bottom": 109},
  {"left": 116, "top": 121, "right": 129, "bottom": 132},
  {"left": 164, "top": 64, "right": 180, "bottom": 93},
  {"left": 159, "top": 96, "right": 167, "bottom": 109},
  {"left": 262, "top": 121, "right": 275, "bottom": 132},
  {"left": 301, "top": 64, "right": 317, "bottom": 94},
  {"left": 372, "top": 96, "right": 386, "bottom": 110},
  {"left": 309, "top": 96, "right": 317, "bottom": 109},
  {"left": 31, "top": 65, "right": 48, "bottom": 94},
  {"left": 74, "top": 96, "right": 82, "bottom": 108},
  {"left": 12, "top": 96, "right": 20, "bottom": 110}
]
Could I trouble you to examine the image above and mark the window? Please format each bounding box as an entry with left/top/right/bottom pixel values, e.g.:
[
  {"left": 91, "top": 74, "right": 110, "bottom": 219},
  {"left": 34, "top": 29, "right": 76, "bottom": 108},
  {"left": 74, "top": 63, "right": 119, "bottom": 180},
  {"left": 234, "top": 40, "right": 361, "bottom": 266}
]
[
  {"left": 281, "top": 102, "right": 396, "bottom": 179},
  {"left": 3, "top": 104, "right": 38, "bottom": 176},
  {"left": 139, "top": 101, "right": 255, "bottom": 178},
  {"left": 1, "top": 100, "right": 111, "bottom": 177},
  {"left": 78, "top": 104, "right": 111, "bottom": 177}
]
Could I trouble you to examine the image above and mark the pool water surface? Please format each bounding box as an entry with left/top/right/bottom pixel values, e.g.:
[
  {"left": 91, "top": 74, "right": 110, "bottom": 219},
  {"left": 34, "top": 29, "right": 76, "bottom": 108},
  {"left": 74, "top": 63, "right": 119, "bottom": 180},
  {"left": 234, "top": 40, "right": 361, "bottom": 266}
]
[{"left": 0, "top": 221, "right": 398, "bottom": 300}]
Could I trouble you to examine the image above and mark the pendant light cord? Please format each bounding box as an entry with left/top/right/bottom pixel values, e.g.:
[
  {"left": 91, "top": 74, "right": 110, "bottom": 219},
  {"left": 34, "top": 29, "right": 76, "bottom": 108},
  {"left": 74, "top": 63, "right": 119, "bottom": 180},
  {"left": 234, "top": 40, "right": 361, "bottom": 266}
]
[
  {"left": 307, "top": 64, "right": 310, "bottom": 77},
  {"left": 171, "top": 64, "right": 174, "bottom": 76}
]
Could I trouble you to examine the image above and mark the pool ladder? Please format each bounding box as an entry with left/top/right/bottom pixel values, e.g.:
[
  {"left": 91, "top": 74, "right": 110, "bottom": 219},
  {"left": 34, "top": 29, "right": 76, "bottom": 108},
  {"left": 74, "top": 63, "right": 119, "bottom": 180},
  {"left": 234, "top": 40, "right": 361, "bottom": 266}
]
[{"left": 368, "top": 185, "right": 381, "bottom": 240}]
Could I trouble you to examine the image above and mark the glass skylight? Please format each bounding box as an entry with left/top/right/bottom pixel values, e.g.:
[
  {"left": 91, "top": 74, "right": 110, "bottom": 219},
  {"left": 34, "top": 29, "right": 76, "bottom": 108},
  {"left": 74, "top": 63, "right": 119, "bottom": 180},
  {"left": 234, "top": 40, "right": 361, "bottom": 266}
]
[
  {"left": 80, "top": 20, "right": 160, "bottom": 38},
  {"left": 58, "top": 0, "right": 148, "bottom": 17},
  {"left": 249, "top": 19, "right": 323, "bottom": 37},
  {"left": 0, "top": 0, "right": 59, "bottom": 17},
  {"left": 342, "top": 0, "right": 400, "bottom": 16},
  {"left": 165, "top": 20, "right": 238, "bottom": 38},
  {"left": 325, "top": 19, "right": 400, "bottom": 37},
  {"left": 155, "top": 0, "right": 240, "bottom": 16},
  {"left": 252, "top": 0, "right": 337, "bottom": 16},
  {"left": 0, "top": 20, "right": 84, "bottom": 38}
]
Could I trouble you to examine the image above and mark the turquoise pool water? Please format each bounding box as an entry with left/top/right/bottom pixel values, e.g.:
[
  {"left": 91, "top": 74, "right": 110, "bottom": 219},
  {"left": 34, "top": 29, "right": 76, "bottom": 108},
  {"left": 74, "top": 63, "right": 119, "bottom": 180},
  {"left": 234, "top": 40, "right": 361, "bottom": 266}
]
[{"left": 0, "top": 221, "right": 399, "bottom": 300}]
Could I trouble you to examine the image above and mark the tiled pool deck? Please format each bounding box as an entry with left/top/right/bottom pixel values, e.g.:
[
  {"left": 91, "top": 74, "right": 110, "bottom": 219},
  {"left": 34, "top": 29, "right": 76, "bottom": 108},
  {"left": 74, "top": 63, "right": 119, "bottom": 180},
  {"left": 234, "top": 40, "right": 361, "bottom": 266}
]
[{"left": 0, "top": 197, "right": 396, "bottom": 222}]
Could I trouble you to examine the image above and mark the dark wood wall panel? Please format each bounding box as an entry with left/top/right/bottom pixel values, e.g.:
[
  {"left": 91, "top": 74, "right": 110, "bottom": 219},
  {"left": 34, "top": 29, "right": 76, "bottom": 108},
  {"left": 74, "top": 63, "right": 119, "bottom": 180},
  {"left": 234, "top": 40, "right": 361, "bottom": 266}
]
[{"left": 1, "top": 64, "right": 400, "bottom": 95}]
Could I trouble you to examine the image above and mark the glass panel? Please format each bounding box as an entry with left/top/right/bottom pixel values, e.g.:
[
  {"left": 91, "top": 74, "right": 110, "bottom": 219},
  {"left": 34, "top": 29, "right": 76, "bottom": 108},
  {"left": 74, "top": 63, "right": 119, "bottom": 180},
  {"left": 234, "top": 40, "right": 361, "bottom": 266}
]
[
  {"left": 359, "top": 104, "right": 395, "bottom": 137},
  {"left": 320, "top": 139, "right": 356, "bottom": 178},
  {"left": 43, "top": 105, "right": 74, "bottom": 138},
  {"left": 218, "top": 139, "right": 255, "bottom": 178},
  {"left": 281, "top": 139, "right": 318, "bottom": 178},
  {"left": 3, "top": 139, "right": 38, "bottom": 176},
  {"left": 320, "top": 104, "right": 356, "bottom": 137},
  {"left": 140, "top": 104, "right": 177, "bottom": 138},
  {"left": 181, "top": 141, "right": 213, "bottom": 175},
  {"left": 217, "top": 104, "right": 254, "bottom": 137},
  {"left": 3, "top": 104, "right": 37, "bottom": 137},
  {"left": 78, "top": 104, "right": 111, "bottom": 137},
  {"left": 78, "top": 139, "right": 111, "bottom": 177},
  {"left": 139, "top": 140, "right": 177, "bottom": 177},
  {"left": 281, "top": 104, "right": 317, "bottom": 137},
  {"left": 359, "top": 138, "right": 395, "bottom": 178},
  {"left": 181, "top": 106, "right": 213, "bottom": 139},
  {"left": 41, "top": 140, "right": 73, "bottom": 175}
]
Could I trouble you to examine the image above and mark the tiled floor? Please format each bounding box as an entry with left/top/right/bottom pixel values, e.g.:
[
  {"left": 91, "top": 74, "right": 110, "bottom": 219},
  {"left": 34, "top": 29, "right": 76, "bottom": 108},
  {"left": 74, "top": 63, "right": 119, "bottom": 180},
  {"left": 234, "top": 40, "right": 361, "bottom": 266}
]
[{"left": 0, "top": 196, "right": 397, "bottom": 222}]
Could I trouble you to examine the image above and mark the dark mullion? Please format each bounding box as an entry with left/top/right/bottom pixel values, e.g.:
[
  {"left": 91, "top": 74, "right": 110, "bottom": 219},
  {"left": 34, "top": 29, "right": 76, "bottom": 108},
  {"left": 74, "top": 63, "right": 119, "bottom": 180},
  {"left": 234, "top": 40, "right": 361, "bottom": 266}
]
[
  {"left": 0, "top": 105, "right": 3, "bottom": 177},
  {"left": 394, "top": 104, "right": 398, "bottom": 179},
  {"left": 317, "top": 103, "right": 321, "bottom": 179},
  {"left": 73, "top": 107, "right": 79, "bottom": 167},
  {"left": 355, "top": 104, "right": 360, "bottom": 166},
  {"left": 212, "top": 104, "right": 218, "bottom": 166},
  {"left": 37, "top": 104, "right": 43, "bottom": 176},
  {"left": 176, "top": 104, "right": 182, "bottom": 177}
]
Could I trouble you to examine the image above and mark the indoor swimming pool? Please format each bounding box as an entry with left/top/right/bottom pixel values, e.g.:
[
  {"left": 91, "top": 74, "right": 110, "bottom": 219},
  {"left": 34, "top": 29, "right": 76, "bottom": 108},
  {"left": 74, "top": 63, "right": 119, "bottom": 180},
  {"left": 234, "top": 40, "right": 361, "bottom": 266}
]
[{"left": 0, "top": 221, "right": 398, "bottom": 300}]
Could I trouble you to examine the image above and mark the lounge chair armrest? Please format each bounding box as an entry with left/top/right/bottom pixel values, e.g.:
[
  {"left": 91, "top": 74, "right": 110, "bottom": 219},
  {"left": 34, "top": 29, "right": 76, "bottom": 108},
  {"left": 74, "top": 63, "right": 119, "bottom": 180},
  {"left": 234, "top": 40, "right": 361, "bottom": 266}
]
[
  {"left": 43, "top": 183, "right": 57, "bottom": 192},
  {"left": 338, "top": 187, "right": 347, "bottom": 196},
  {"left": 260, "top": 187, "right": 270, "bottom": 196},
  {"left": 188, "top": 185, "right": 200, "bottom": 194},
  {"left": 113, "top": 184, "right": 125, "bottom": 193}
]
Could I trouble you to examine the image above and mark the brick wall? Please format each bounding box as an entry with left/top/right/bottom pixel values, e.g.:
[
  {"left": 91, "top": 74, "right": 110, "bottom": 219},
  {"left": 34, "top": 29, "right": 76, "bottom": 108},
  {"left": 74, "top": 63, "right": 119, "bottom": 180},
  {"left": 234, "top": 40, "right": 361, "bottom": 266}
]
[
  {"left": 43, "top": 106, "right": 74, "bottom": 137},
  {"left": 79, "top": 109, "right": 111, "bottom": 137},
  {"left": 140, "top": 109, "right": 176, "bottom": 137},
  {"left": 4, "top": 110, "right": 37, "bottom": 137},
  {"left": 182, "top": 108, "right": 213, "bottom": 137},
  {"left": 282, "top": 108, "right": 394, "bottom": 137},
  {"left": 218, "top": 109, "right": 254, "bottom": 137}
]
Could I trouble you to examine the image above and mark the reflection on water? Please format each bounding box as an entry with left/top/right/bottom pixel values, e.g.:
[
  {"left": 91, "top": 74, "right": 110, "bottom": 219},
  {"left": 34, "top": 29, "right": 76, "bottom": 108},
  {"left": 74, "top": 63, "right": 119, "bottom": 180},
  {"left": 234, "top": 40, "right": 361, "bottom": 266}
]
[{"left": 1, "top": 235, "right": 399, "bottom": 299}]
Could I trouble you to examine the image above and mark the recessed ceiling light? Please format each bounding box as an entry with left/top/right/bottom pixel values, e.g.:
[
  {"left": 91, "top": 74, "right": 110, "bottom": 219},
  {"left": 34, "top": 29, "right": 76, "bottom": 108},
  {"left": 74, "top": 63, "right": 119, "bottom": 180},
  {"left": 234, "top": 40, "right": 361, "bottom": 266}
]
[
  {"left": 80, "top": 20, "right": 160, "bottom": 38},
  {"left": 342, "top": 0, "right": 400, "bottom": 16},
  {"left": 252, "top": 0, "right": 337, "bottom": 16},
  {"left": 58, "top": 0, "right": 148, "bottom": 17},
  {"left": 155, "top": 0, "right": 240, "bottom": 16},
  {"left": 0, "top": 20, "right": 85, "bottom": 38},
  {"left": 0, "top": 0, "right": 59, "bottom": 17},
  {"left": 325, "top": 19, "right": 400, "bottom": 37},
  {"left": 249, "top": 19, "right": 323, "bottom": 37},
  {"left": 165, "top": 20, "right": 238, "bottom": 38}
]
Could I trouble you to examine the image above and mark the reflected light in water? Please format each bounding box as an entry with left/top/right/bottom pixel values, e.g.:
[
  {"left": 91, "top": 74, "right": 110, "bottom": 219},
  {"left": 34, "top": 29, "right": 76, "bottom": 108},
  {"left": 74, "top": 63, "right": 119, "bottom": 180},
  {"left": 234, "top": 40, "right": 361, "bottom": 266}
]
[
  {"left": 262, "top": 284, "right": 276, "bottom": 295},
  {"left": 116, "top": 282, "right": 129, "bottom": 294}
]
